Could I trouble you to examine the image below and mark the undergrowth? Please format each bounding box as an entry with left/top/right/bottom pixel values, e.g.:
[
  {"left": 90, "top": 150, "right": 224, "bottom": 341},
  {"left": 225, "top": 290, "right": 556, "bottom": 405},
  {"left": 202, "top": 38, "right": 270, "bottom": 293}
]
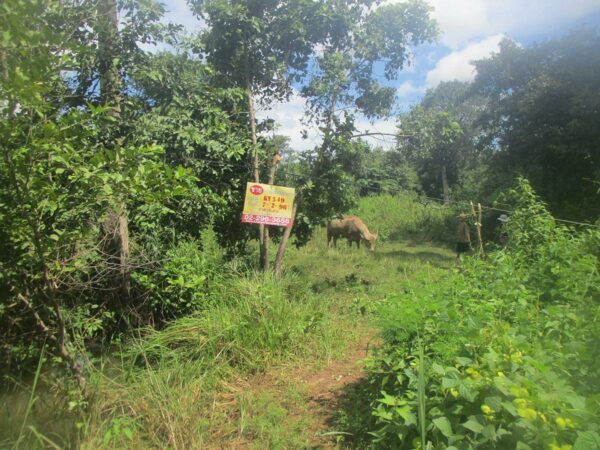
[
  {"left": 351, "top": 192, "right": 458, "bottom": 245},
  {"left": 338, "top": 181, "right": 600, "bottom": 450},
  {"left": 79, "top": 271, "right": 345, "bottom": 449}
]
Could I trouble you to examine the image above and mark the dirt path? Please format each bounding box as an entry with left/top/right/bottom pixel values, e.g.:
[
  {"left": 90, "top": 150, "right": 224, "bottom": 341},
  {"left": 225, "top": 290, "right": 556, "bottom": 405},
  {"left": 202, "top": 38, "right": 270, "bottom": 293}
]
[
  {"left": 288, "top": 332, "right": 376, "bottom": 448},
  {"left": 210, "top": 330, "right": 377, "bottom": 449}
]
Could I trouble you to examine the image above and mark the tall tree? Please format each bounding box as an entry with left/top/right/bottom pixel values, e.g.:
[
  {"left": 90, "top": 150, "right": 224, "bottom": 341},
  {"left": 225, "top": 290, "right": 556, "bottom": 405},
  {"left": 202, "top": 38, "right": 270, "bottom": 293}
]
[
  {"left": 96, "top": 0, "right": 131, "bottom": 295},
  {"left": 472, "top": 29, "right": 600, "bottom": 220},
  {"left": 296, "top": 0, "right": 437, "bottom": 242},
  {"left": 397, "top": 109, "right": 464, "bottom": 204},
  {"left": 189, "top": 0, "right": 330, "bottom": 269},
  {"left": 417, "top": 81, "right": 490, "bottom": 199}
]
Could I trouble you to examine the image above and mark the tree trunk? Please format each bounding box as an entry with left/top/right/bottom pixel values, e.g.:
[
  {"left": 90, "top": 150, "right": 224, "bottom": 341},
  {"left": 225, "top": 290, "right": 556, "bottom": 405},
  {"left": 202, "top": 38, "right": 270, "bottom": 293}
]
[
  {"left": 97, "top": 0, "right": 129, "bottom": 295},
  {"left": 441, "top": 164, "right": 450, "bottom": 205},
  {"left": 97, "top": 0, "right": 121, "bottom": 118},
  {"left": 260, "top": 152, "right": 281, "bottom": 270},
  {"left": 274, "top": 198, "right": 299, "bottom": 276},
  {"left": 246, "top": 85, "right": 268, "bottom": 269}
]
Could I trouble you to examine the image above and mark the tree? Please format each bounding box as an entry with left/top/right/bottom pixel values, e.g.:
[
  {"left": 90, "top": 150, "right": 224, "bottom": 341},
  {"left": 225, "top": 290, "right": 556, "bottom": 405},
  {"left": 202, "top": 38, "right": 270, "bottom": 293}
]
[
  {"left": 397, "top": 109, "right": 464, "bottom": 204},
  {"left": 418, "top": 81, "right": 491, "bottom": 199},
  {"left": 189, "top": 0, "right": 330, "bottom": 270},
  {"left": 128, "top": 50, "right": 252, "bottom": 250},
  {"left": 295, "top": 0, "right": 437, "bottom": 243},
  {"left": 472, "top": 29, "right": 600, "bottom": 220},
  {"left": 0, "top": 0, "right": 195, "bottom": 377}
]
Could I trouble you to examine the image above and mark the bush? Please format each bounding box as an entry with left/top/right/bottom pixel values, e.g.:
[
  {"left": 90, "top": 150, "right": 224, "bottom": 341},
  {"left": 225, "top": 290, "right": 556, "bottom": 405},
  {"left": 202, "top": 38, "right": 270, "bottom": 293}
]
[
  {"left": 352, "top": 192, "right": 458, "bottom": 245},
  {"left": 131, "top": 229, "right": 225, "bottom": 320},
  {"left": 356, "top": 180, "right": 600, "bottom": 449}
]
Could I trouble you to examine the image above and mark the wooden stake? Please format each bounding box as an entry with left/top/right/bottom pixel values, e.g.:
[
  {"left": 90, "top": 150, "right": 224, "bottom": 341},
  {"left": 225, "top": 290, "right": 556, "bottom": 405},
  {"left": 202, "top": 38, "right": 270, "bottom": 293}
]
[
  {"left": 470, "top": 201, "right": 485, "bottom": 257},
  {"left": 260, "top": 152, "right": 281, "bottom": 271}
]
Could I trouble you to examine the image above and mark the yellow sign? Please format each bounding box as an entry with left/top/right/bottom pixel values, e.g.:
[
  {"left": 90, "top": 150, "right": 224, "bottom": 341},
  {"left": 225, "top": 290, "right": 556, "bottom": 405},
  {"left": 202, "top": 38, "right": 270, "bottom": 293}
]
[{"left": 242, "top": 182, "right": 295, "bottom": 227}]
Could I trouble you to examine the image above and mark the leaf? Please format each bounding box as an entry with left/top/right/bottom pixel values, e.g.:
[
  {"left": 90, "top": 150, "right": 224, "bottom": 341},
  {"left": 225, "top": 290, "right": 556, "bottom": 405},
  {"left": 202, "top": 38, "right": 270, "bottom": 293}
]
[
  {"left": 501, "top": 401, "right": 518, "bottom": 417},
  {"left": 482, "top": 424, "right": 496, "bottom": 440},
  {"left": 395, "top": 405, "right": 416, "bottom": 426},
  {"left": 462, "top": 417, "right": 484, "bottom": 434},
  {"left": 123, "top": 427, "right": 134, "bottom": 440},
  {"left": 432, "top": 416, "right": 453, "bottom": 438},
  {"left": 458, "top": 382, "right": 477, "bottom": 402},
  {"left": 442, "top": 377, "right": 458, "bottom": 389},
  {"left": 573, "top": 431, "right": 600, "bottom": 450},
  {"left": 432, "top": 362, "right": 445, "bottom": 375}
]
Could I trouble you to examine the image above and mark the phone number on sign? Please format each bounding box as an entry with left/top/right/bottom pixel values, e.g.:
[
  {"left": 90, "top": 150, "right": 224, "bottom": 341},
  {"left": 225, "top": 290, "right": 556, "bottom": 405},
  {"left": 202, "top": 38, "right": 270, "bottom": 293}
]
[{"left": 242, "top": 214, "right": 291, "bottom": 226}]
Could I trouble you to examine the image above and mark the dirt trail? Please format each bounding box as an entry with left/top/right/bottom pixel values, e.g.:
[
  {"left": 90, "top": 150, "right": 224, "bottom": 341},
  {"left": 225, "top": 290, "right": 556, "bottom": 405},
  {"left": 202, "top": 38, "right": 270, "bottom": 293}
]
[
  {"left": 291, "top": 332, "right": 376, "bottom": 447},
  {"left": 213, "top": 330, "right": 377, "bottom": 449}
]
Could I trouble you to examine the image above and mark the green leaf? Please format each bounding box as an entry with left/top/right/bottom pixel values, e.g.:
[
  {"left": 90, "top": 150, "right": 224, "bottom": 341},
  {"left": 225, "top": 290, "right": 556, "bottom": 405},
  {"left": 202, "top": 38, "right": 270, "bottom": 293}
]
[
  {"left": 432, "top": 362, "right": 445, "bottom": 375},
  {"left": 462, "top": 417, "right": 484, "bottom": 434},
  {"left": 501, "top": 401, "right": 518, "bottom": 417},
  {"left": 432, "top": 416, "right": 453, "bottom": 438},
  {"left": 574, "top": 431, "right": 600, "bottom": 450}
]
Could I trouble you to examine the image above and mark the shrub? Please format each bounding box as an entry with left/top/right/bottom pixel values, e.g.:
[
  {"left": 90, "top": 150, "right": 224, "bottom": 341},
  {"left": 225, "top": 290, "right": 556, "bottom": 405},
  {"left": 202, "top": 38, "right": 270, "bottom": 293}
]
[
  {"left": 352, "top": 192, "right": 458, "bottom": 245},
  {"left": 131, "top": 229, "right": 225, "bottom": 320},
  {"left": 357, "top": 180, "right": 600, "bottom": 449}
]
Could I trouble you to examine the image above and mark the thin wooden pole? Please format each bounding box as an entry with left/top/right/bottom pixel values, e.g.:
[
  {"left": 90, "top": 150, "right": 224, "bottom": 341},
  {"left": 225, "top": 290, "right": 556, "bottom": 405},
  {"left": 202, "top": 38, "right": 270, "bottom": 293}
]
[
  {"left": 470, "top": 201, "right": 485, "bottom": 257},
  {"left": 261, "top": 152, "right": 281, "bottom": 270},
  {"left": 274, "top": 196, "right": 298, "bottom": 276}
]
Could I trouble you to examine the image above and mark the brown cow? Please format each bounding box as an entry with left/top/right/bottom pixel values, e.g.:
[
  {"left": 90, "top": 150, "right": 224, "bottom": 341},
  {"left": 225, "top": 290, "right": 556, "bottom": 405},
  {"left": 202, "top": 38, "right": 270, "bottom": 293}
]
[{"left": 327, "top": 216, "right": 378, "bottom": 251}]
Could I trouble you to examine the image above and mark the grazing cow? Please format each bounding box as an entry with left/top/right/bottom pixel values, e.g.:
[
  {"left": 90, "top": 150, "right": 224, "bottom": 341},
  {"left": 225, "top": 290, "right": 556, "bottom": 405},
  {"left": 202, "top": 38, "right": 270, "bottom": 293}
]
[{"left": 327, "top": 216, "right": 378, "bottom": 251}]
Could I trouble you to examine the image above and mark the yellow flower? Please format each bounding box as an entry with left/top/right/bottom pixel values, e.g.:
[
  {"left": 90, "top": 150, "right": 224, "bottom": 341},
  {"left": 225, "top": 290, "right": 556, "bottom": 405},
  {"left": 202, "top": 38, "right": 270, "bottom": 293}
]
[
  {"left": 514, "top": 398, "right": 528, "bottom": 408},
  {"left": 556, "top": 417, "right": 567, "bottom": 430},
  {"left": 450, "top": 388, "right": 459, "bottom": 398},
  {"left": 565, "top": 418, "right": 575, "bottom": 429},
  {"left": 481, "top": 404, "right": 493, "bottom": 415},
  {"left": 518, "top": 408, "right": 537, "bottom": 421},
  {"left": 549, "top": 443, "right": 572, "bottom": 450},
  {"left": 511, "top": 387, "right": 529, "bottom": 398},
  {"left": 497, "top": 371, "right": 505, "bottom": 377},
  {"left": 465, "top": 367, "right": 480, "bottom": 379}
]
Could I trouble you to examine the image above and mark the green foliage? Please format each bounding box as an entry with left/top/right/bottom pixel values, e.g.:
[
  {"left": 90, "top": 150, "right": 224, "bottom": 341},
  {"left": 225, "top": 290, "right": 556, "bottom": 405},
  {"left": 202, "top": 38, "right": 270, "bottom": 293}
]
[
  {"left": 80, "top": 270, "right": 336, "bottom": 448},
  {"left": 350, "top": 192, "right": 458, "bottom": 245},
  {"left": 132, "top": 234, "right": 225, "bottom": 319},
  {"left": 472, "top": 29, "right": 600, "bottom": 220},
  {"left": 0, "top": 0, "right": 257, "bottom": 372},
  {"left": 354, "top": 181, "right": 600, "bottom": 449},
  {"left": 128, "top": 51, "right": 253, "bottom": 248},
  {"left": 397, "top": 108, "right": 465, "bottom": 200}
]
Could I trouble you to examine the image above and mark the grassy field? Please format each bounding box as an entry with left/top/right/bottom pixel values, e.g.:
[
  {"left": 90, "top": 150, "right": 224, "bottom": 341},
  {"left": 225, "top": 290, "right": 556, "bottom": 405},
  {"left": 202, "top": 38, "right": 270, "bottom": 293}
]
[{"left": 1, "top": 194, "right": 457, "bottom": 449}]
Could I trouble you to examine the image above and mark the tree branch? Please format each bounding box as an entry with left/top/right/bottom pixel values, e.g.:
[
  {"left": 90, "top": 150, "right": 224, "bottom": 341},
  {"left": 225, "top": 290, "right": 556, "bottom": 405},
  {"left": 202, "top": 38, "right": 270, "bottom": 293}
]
[{"left": 350, "top": 132, "right": 412, "bottom": 139}]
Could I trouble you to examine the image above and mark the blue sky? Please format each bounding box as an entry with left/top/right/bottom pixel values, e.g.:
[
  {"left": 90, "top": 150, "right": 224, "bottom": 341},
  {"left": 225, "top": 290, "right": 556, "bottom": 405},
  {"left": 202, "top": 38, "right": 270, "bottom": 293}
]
[{"left": 156, "top": 0, "right": 600, "bottom": 150}]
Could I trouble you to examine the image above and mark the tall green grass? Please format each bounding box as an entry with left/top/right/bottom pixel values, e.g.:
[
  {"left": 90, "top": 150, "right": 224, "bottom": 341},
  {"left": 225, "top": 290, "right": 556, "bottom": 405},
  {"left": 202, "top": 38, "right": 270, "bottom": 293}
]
[
  {"left": 350, "top": 192, "right": 459, "bottom": 245},
  {"left": 80, "top": 271, "right": 345, "bottom": 449},
  {"left": 351, "top": 185, "right": 600, "bottom": 449}
]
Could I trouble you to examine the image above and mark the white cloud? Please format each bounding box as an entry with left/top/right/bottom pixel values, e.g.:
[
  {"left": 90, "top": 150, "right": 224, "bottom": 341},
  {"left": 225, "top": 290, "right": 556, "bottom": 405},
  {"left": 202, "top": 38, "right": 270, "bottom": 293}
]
[
  {"left": 397, "top": 80, "right": 425, "bottom": 98},
  {"left": 427, "top": 0, "right": 489, "bottom": 49},
  {"left": 425, "top": 34, "right": 504, "bottom": 88},
  {"left": 256, "top": 93, "right": 321, "bottom": 151},
  {"left": 161, "top": 0, "right": 204, "bottom": 33},
  {"left": 388, "top": 0, "right": 600, "bottom": 49}
]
